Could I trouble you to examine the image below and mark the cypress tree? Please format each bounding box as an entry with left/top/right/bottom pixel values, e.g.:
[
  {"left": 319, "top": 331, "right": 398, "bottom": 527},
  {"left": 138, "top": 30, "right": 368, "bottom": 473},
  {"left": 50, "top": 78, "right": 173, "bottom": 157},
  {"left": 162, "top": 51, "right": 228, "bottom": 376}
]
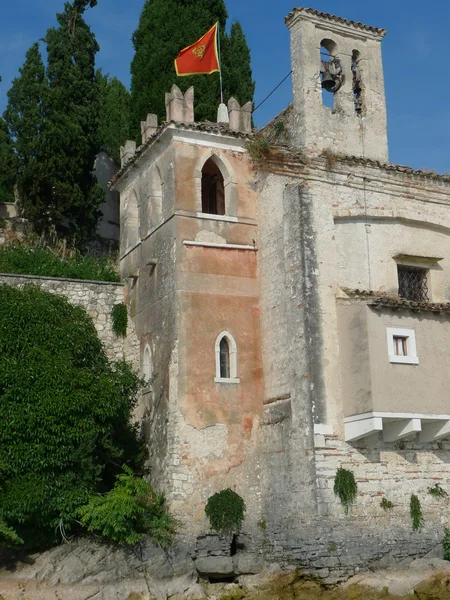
[
  {"left": 130, "top": 0, "right": 254, "bottom": 140},
  {"left": 4, "top": 44, "right": 49, "bottom": 216},
  {"left": 0, "top": 117, "right": 16, "bottom": 204},
  {"left": 42, "top": 0, "right": 104, "bottom": 242},
  {"left": 99, "top": 75, "right": 131, "bottom": 162},
  {"left": 226, "top": 22, "right": 255, "bottom": 107}
]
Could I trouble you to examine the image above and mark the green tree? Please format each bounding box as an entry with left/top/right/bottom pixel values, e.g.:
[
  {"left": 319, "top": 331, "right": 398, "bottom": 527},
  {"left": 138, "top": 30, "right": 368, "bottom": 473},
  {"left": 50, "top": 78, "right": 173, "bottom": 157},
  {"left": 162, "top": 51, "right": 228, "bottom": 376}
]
[
  {"left": 3, "top": 44, "right": 49, "bottom": 213},
  {"left": 42, "top": 0, "right": 104, "bottom": 242},
  {"left": 130, "top": 0, "right": 254, "bottom": 140},
  {"left": 5, "top": 2, "right": 104, "bottom": 244},
  {"left": 99, "top": 75, "right": 131, "bottom": 162},
  {"left": 0, "top": 285, "right": 143, "bottom": 548},
  {"left": 0, "top": 116, "right": 16, "bottom": 203},
  {"left": 226, "top": 22, "right": 255, "bottom": 107}
]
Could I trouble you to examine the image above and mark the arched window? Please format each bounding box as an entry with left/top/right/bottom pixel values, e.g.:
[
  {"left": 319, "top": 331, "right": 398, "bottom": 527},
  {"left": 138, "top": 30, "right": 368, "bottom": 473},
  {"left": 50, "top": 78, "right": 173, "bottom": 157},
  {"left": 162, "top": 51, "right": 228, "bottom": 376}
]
[
  {"left": 142, "top": 343, "right": 153, "bottom": 384},
  {"left": 214, "top": 331, "right": 239, "bottom": 383},
  {"left": 201, "top": 158, "right": 225, "bottom": 215}
]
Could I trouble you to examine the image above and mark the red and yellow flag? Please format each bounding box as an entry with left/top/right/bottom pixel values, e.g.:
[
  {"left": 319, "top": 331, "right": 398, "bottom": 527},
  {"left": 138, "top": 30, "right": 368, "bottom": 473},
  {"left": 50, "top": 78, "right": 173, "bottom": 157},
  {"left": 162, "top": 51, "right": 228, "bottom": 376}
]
[{"left": 174, "top": 23, "right": 220, "bottom": 76}]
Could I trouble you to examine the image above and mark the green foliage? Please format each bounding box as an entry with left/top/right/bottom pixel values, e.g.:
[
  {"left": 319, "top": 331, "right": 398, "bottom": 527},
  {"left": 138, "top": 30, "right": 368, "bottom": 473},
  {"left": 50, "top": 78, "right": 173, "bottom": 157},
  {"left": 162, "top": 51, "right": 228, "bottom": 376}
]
[
  {"left": 99, "top": 75, "right": 131, "bottom": 162},
  {"left": 327, "top": 544, "right": 337, "bottom": 552},
  {"left": 4, "top": 2, "right": 109, "bottom": 244},
  {"left": 78, "top": 466, "right": 175, "bottom": 546},
  {"left": 333, "top": 467, "right": 358, "bottom": 514},
  {"left": 111, "top": 303, "right": 128, "bottom": 337},
  {"left": 0, "top": 285, "right": 143, "bottom": 548},
  {"left": 0, "top": 517, "right": 23, "bottom": 547},
  {"left": 428, "top": 483, "right": 448, "bottom": 498},
  {"left": 443, "top": 528, "right": 450, "bottom": 561},
  {"left": 130, "top": 0, "right": 254, "bottom": 139},
  {"left": 245, "top": 133, "right": 270, "bottom": 163},
  {"left": 205, "top": 489, "right": 245, "bottom": 534},
  {"left": 380, "top": 498, "right": 394, "bottom": 511},
  {"left": 257, "top": 519, "right": 267, "bottom": 531},
  {"left": 0, "top": 246, "right": 119, "bottom": 282},
  {"left": 0, "top": 116, "right": 16, "bottom": 203},
  {"left": 4, "top": 43, "right": 49, "bottom": 218},
  {"left": 410, "top": 494, "right": 424, "bottom": 530}
]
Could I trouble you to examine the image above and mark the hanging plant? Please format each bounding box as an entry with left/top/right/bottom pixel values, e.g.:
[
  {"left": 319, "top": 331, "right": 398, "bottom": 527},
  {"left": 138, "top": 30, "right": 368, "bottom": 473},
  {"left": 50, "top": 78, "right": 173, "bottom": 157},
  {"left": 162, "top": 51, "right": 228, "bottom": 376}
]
[
  {"left": 205, "top": 489, "right": 246, "bottom": 534},
  {"left": 111, "top": 303, "right": 127, "bottom": 338},
  {"left": 333, "top": 467, "right": 358, "bottom": 514},
  {"left": 410, "top": 494, "right": 424, "bottom": 530}
]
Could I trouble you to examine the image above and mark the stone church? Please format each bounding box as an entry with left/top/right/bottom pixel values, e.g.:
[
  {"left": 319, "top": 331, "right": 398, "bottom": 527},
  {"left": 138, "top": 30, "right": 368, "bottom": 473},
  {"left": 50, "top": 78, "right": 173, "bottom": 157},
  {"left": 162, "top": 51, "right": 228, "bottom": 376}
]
[{"left": 111, "top": 7, "right": 450, "bottom": 577}]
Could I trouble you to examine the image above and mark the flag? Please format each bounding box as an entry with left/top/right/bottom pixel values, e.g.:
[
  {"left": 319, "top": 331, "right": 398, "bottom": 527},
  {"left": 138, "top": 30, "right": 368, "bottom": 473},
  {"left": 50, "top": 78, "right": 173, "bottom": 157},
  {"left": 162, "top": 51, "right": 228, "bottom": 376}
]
[{"left": 174, "top": 23, "right": 220, "bottom": 76}]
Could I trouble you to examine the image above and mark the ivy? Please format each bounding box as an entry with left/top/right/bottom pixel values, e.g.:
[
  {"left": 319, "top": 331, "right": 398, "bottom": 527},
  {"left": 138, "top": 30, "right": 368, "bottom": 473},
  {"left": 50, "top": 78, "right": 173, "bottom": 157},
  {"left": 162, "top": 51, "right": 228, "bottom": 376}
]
[
  {"left": 333, "top": 467, "right": 358, "bottom": 514},
  {"left": 380, "top": 498, "right": 394, "bottom": 511},
  {"left": 443, "top": 528, "right": 450, "bottom": 561},
  {"left": 111, "top": 303, "right": 128, "bottom": 338},
  {"left": 205, "top": 489, "right": 246, "bottom": 534},
  {"left": 410, "top": 494, "right": 424, "bottom": 530},
  {"left": 428, "top": 484, "right": 447, "bottom": 498}
]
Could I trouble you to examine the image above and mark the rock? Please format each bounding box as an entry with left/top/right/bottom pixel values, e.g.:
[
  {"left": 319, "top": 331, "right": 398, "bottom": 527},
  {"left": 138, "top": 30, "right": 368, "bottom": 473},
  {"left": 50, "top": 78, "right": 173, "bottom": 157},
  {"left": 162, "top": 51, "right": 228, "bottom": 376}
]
[
  {"left": 194, "top": 556, "right": 235, "bottom": 578},
  {"left": 409, "top": 558, "right": 450, "bottom": 571},
  {"left": 415, "top": 571, "right": 450, "bottom": 600},
  {"left": 233, "top": 553, "right": 263, "bottom": 575}
]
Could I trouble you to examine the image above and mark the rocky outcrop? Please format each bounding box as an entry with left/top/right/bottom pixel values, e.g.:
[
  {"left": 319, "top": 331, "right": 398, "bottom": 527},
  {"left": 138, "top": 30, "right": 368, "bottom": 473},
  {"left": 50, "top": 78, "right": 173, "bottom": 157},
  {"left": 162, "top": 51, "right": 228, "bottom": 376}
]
[{"left": 2, "top": 540, "right": 450, "bottom": 600}]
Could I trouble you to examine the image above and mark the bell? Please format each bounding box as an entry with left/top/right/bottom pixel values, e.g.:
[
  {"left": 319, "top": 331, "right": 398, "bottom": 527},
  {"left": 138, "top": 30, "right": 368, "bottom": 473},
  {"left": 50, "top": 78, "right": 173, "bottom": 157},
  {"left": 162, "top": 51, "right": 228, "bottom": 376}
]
[{"left": 321, "top": 72, "right": 336, "bottom": 92}]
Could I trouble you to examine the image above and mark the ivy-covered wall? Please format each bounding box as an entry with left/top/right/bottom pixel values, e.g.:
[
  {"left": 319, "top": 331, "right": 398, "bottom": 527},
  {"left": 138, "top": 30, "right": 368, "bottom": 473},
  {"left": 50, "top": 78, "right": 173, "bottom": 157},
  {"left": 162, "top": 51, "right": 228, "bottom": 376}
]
[{"left": 0, "top": 273, "right": 138, "bottom": 365}]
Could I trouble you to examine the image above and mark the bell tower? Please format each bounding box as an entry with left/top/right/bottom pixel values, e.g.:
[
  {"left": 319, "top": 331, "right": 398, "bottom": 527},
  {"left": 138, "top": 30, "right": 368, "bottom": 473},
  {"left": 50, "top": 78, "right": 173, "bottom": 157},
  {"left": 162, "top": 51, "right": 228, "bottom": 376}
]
[{"left": 286, "top": 7, "right": 388, "bottom": 162}]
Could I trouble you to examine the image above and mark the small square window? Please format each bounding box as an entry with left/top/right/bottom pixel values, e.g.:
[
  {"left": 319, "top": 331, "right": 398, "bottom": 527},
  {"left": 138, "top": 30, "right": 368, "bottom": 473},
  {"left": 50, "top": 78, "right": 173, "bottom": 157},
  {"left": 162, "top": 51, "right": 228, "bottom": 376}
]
[
  {"left": 397, "top": 265, "right": 429, "bottom": 302},
  {"left": 386, "top": 328, "right": 419, "bottom": 365}
]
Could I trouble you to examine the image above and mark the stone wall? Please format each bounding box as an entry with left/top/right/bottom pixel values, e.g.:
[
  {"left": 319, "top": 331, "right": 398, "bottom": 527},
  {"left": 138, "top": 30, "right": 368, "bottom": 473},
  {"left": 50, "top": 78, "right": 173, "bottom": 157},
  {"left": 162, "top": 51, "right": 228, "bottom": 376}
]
[{"left": 0, "top": 273, "right": 138, "bottom": 365}]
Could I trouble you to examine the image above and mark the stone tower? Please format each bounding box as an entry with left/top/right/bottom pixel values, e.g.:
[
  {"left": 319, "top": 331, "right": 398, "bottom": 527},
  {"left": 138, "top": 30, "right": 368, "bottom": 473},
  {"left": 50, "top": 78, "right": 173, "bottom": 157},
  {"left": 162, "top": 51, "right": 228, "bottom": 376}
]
[{"left": 286, "top": 7, "right": 388, "bottom": 162}]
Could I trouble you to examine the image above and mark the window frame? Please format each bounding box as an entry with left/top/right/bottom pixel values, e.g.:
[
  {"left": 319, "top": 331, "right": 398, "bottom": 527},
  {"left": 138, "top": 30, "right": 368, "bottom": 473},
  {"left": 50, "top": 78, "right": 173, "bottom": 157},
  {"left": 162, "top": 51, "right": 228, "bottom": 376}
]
[
  {"left": 386, "top": 327, "right": 419, "bottom": 365},
  {"left": 214, "top": 331, "right": 240, "bottom": 384}
]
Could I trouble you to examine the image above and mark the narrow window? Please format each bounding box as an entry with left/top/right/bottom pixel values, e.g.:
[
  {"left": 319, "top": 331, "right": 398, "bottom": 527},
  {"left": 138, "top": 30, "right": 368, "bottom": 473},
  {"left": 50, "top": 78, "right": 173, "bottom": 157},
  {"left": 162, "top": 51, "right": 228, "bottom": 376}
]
[
  {"left": 397, "top": 265, "right": 429, "bottom": 302},
  {"left": 219, "top": 337, "right": 230, "bottom": 378},
  {"left": 214, "top": 331, "right": 239, "bottom": 383},
  {"left": 201, "top": 158, "right": 225, "bottom": 215},
  {"left": 352, "top": 50, "right": 363, "bottom": 115}
]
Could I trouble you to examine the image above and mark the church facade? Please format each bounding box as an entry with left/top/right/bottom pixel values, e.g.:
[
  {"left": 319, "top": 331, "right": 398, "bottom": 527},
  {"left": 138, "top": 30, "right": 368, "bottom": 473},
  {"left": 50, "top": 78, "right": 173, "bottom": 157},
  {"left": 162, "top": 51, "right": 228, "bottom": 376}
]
[{"left": 111, "top": 8, "right": 450, "bottom": 577}]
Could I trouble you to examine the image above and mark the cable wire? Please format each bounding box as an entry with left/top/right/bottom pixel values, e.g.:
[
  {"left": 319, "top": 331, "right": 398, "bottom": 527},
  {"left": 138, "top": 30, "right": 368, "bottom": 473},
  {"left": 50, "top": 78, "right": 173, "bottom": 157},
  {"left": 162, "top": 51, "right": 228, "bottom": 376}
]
[{"left": 253, "top": 71, "right": 292, "bottom": 113}]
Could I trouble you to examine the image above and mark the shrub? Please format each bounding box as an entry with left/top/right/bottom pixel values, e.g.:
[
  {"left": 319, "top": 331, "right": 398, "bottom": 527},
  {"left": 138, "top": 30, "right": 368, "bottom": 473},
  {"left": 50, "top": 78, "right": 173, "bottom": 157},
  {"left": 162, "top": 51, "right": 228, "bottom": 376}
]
[
  {"left": 0, "top": 246, "right": 119, "bottom": 282},
  {"left": 0, "top": 517, "right": 23, "bottom": 547},
  {"left": 111, "top": 303, "right": 128, "bottom": 337},
  {"left": 78, "top": 466, "right": 175, "bottom": 546},
  {"left": 205, "top": 489, "right": 246, "bottom": 534},
  {"left": 0, "top": 285, "right": 142, "bottom": 548},
  {"left": 245, "top": 133, "right": 270, "bottom": 163},
  {"left": 333, "top": 467, "right": 358, "bottom": 514},
  {"left": 443, "top": 528, "right": 450, "bottom": 561},
  {"left": 380, "top": 498, "right": 394, "bottom": 511},
  {"left": 428, "top": 484, "right": 447, "bottom": 498},
  {"left": 410, "top": 494, "right": 424, "bottom": 530}
]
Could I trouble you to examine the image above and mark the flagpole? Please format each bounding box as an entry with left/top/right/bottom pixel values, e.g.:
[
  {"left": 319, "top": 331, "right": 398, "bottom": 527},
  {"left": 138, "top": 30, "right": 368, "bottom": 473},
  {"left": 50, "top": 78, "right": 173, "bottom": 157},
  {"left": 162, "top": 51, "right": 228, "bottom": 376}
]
[{"left": 216, "top": 22, "right": 224, "bottom": 104}]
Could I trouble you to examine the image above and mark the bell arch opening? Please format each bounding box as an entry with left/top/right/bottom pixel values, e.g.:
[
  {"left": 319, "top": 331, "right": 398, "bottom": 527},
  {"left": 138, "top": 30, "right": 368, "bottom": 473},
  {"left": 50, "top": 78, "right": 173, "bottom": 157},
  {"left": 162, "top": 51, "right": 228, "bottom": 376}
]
[{"left": 201, "top": 158, "right": 225, "bottom": 215}]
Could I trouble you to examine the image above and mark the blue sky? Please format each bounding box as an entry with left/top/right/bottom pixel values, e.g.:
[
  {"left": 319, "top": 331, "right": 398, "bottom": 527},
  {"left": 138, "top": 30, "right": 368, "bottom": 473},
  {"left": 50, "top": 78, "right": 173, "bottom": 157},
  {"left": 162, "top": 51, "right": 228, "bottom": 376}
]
[{"left": 1, "top": 1, "right": 449, "bottom": 172}]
